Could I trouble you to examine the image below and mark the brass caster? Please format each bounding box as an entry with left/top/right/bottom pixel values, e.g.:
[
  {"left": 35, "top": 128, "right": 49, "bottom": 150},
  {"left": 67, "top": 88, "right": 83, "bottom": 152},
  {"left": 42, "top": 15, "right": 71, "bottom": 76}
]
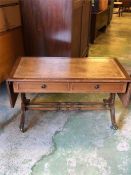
[
  {"left": 19, "top": 125, "right": 25, "bottom": 133},
  {"left": 110, "top": 124, "right": 118, "bottom": 130}
]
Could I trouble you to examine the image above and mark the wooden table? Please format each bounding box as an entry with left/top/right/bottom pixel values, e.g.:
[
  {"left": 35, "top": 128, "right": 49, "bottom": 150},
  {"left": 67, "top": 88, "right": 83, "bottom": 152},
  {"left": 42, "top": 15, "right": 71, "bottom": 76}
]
[
  {"left": 114, "top": 2, "right": 123, "bottom": 16},
  {"left": 7, "top": 57, "right": 131, "bottom": 132}
]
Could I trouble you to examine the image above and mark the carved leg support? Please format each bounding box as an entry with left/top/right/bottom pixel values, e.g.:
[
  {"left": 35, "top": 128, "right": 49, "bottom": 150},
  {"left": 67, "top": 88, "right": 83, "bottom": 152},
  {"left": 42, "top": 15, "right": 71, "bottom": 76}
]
[
  {"left": 104, "top": 94, "right": 118, "bottom": 130},
  {"left": 19, "top": 93, "right": 29, "bottom": 133},
  {"left": 109, "top": 94, "right": 118, "bottom": 130}
]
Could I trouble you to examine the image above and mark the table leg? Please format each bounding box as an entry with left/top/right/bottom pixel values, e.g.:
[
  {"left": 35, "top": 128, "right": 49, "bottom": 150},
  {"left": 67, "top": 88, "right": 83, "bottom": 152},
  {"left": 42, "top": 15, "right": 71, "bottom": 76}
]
[
  {"left": 19, "top": 93, "right": 29, "bottom": 133},
  {"left": 109, "top": 94, "right": 118, "bottom": 130},
  {"left": 118, "top": 6, "right": 121, "bottom": 17},
  {"left": 104, "top": 93, "right": 118, "bottom": 130}
]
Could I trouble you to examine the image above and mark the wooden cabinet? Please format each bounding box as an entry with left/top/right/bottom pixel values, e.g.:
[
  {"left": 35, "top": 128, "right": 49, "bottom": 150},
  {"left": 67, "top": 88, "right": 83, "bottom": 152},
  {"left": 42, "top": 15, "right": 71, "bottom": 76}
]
[
  {"left": 0, "top": 4, "right": 21, "bottom": 32},
  {"left": 0, "top": 28, "right": 24, "bottom": 83},
  {"left": 108, "top": 0, "right": 114, "bottom": 24},
  {"left": 90, "top": 8, "right": 109, "bottom": 43},
  {"left": 0, "top": 2, "right": 24, "bottom": 83},
  {"left": 92, "top": 0, "right": 108, "bottom": 12},
  {"left": 90, "top": 0, "right": 111, "bottom": 43},
  {"left": 20, "top": 0, "right": 91, "bottom": 57}
]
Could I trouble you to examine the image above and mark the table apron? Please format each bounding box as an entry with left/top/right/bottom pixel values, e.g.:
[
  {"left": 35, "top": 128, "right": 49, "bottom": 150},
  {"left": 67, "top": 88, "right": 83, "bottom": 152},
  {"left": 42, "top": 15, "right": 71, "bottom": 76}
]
[{"left": 13, "top": 81, "right": 127, "bottom": 93}]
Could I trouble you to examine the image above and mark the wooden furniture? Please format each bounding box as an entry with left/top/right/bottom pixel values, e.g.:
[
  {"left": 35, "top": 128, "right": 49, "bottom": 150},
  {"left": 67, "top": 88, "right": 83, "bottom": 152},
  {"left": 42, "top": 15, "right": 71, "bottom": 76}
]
[
  {"left": 118, "top": 83, "right": 131, "bottom": 107},
  {"left": 0, "top": 28, "right": 24, "bottom": 83},
  {"left": 108, "top": 0, "right": 114, "bottom": 24},
  {"left": 92, "top": 0, "right": 108, "bottom": 12},
  {"left": 7, "top": 57, "right": 131, "bottom": 132},
  {"left": 121, "top": 0, "right": 131, "bottom": 15},
  {"left": 114, "top": 1, "right": 123, "bottom": 16},
  {"left": 90, "top": 0, "right": 112, "bottom": 43},
  {"left": 90, "top": 8, "right": 109, "bottom": 43},
  {"left": 114, "top": 1, "right": 131, "bottom": 17},
  {"left": 19, "top": 0, "right": 91, "bottom": 57},
  {"left": 0, "top": 2, "right": 24, "bottom": 83}
]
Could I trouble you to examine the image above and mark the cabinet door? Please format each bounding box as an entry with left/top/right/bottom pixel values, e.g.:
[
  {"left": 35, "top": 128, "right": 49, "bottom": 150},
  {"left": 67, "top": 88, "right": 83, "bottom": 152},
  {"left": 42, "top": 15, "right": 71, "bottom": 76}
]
[
  {"left": 20, "top": 0, "right": 46, "bottom": 56},
  {"left": 0, "top": 5, "right": 21, "bottom": 32},
  {"left": 20, "top": 0, "right": 72, "bottom": 57},
  {"left": 99, "top": 0, "right": 108, "bottom": 11},
  {"left": 80, "top": 0, "right": 91, "bottom": 57},
  {"left": 72, "top": 0, "right": 83, "bottom": 57},
  {"left": 72, "top": 0, "right": 91, "bottom": 57},
  {"left": 3, "top": 5, "right": 21, "bottom": 29},
  {"left": 0, "top": 28, "right": 24, "bottom": 82}
]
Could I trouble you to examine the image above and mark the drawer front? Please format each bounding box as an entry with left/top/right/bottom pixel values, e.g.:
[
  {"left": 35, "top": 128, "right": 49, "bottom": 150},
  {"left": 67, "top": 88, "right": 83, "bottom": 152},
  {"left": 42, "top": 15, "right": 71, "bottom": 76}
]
[
  {"left": 13, "top": 82, "right": 69, "bottom": 93},
  {"left": 13, "top": 82, "right": 127, "bottom": 93},
  {"left": 71, "top": 83, "right": 127, "bottom": 93}
]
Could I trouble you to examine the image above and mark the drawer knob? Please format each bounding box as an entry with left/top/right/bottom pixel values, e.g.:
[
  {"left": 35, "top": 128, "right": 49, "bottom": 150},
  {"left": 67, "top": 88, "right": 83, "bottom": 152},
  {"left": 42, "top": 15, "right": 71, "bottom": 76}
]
[
  {"left": 41, "top": 84, "right": 47, "bottom": 89},
  {"left": 95, "top": 84, "right": 100, "bottom": 89}
]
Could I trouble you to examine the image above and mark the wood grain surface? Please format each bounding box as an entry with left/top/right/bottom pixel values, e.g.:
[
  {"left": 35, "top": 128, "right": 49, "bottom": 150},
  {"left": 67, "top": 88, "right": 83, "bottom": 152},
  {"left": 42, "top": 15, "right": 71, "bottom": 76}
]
[
  {"left": 0, "top": 28, "right": 24, "bottom": 83},
  {"left": 19, "top": 0, "right": 91, "bottom": 57},
  {"left": 12, "top": 57, "right": 129, "bottom": 81},
  {"left": 7, "top": 57, "right": 131, "bottom": 131}
]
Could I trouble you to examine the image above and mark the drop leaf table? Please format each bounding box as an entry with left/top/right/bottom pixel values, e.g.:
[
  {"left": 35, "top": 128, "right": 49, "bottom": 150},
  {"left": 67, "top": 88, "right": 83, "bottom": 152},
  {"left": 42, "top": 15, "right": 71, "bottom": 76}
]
[{"left": 7, "top": 57, "right": 131, "bottom": 132}]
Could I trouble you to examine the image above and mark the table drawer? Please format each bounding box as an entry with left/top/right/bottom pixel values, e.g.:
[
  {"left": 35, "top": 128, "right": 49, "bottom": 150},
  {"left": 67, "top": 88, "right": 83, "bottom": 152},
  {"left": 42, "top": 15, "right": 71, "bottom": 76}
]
[
  {"left": 13, "top": 82, "right": 69, "bottom": 93},
  {"left": 71, "top": 83, "right": 127, "bottom": 93}
]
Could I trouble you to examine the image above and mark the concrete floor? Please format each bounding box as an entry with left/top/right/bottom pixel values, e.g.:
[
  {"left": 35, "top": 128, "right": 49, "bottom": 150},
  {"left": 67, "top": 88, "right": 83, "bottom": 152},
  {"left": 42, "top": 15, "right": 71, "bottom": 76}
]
[
  {"left": 89, "top": 13, "right": 131, "bottom": 71},
  {"left": 0, "top": 14, "right": 131, "bottom": 175},
  {"left": 89, "top": 13, "right": 131, "bottom": 58}
]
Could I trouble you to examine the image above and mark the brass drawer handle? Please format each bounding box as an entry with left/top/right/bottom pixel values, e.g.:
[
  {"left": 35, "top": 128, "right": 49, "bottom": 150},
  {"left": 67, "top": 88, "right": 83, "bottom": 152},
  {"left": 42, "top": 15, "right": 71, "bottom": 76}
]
[
  {"left": 95, "top": 84, "right": 100, "bottom": 89},
  {"left": 41, "top": 84, "right": 47, "bottom": 89}
]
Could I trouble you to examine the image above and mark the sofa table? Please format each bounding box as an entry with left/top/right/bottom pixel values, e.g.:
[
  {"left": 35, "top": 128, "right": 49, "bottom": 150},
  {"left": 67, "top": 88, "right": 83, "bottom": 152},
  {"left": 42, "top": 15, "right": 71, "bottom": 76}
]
[{"left": 7, "top": 57, "right": 131, "bottom": 132}]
